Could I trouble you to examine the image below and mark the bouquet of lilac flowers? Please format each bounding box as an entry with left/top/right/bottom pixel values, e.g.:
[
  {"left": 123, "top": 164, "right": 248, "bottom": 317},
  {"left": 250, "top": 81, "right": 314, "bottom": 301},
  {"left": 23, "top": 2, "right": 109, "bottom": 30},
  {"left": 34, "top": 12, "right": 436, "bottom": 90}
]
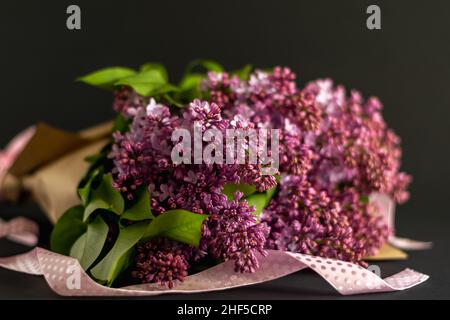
[{"left": 49, "top": 61, "right": 410, "bottom": 288}]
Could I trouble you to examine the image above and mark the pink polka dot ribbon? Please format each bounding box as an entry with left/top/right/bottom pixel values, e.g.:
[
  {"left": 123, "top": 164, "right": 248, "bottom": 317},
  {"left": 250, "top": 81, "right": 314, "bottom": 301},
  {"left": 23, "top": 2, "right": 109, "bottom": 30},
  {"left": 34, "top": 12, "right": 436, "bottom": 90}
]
[{"left": 0, "top": 217, "right": 429, "bottom": 296}]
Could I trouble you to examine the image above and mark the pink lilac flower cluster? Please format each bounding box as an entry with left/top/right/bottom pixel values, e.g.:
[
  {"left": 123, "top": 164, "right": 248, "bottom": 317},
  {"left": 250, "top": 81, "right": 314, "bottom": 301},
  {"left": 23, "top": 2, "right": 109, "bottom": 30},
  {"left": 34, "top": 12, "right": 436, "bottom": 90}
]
[
  {"left": 109, "top": 66, "right": 410, "bottom": 286},
  {"left": 202, "top": 67, "right": 410, "bottom": 265},
  {"left": 200, "top": 191, "right": 270, "bottom": 273},
  {"left": 132, "top": 238, "right": 193, "bottom": 288},
  {"left": 110, "top": 94, "right": 275, "bottom": 286}
]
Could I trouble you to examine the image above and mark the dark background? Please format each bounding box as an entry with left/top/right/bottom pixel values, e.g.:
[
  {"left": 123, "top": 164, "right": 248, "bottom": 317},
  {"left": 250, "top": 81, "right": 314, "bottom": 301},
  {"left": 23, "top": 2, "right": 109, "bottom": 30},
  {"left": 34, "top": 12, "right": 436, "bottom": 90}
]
[{"left": 1, "top": 0, "right": 449, "bottom": 299}]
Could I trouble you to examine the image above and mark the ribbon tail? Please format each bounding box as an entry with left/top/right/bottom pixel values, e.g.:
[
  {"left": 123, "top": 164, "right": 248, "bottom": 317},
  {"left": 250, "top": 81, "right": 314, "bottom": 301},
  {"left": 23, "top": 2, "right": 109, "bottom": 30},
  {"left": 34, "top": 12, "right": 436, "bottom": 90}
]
[
  {"left": 370, "top": 193, "right": 433, "bottom": 251},
  {"left": 285, "top": 252, "right": 428, "bottom": 295},
  {"left": 0, "top": 248, "right": 42, "bottom": 275},
  {"left": 389, "top": 236, "right": 433, "bottom": 250},
  {"left": 0, "top": 217, "right": 39, "bottom": 247}
]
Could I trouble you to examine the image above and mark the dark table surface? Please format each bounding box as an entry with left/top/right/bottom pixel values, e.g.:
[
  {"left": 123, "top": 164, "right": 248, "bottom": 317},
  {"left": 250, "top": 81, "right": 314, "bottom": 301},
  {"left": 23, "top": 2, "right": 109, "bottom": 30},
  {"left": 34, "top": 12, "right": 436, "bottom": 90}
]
[{"left": 1, "top": 201, "right": 448, "bottom": 300}]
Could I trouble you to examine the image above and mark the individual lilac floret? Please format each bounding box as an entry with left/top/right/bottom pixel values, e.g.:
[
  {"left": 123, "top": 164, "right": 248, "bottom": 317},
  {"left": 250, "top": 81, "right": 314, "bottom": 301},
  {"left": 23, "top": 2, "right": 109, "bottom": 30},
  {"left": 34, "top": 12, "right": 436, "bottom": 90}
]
[{"left": 183, "top": 99, "right": 229, "bottom": 131}]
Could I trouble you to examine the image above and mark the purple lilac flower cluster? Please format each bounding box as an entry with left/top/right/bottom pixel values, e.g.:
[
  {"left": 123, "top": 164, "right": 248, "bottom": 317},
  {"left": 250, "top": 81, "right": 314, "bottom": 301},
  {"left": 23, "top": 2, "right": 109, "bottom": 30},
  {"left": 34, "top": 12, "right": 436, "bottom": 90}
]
[
  {"left": 132, "top": 238, "right": 193, "bottom": 288},
  {"left": 200, "top": 191, "right": 270, "bottom": 273},
  {"left": 202, "top": 67, "right": 410, "bottom": 265},
  {"left": 110, "top": 93, "right": 275, "bottom": 286},
  {"left": 109, "top": 66, "right": 410, "bottom": 286}
]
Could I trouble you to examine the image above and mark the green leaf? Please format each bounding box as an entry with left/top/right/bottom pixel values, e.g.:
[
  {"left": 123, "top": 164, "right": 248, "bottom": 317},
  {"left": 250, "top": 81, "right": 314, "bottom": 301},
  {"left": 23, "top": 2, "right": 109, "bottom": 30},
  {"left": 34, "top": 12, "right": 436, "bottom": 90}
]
[
  {"left": 81, "top": 143, "right": 111, "bottom": 180},
  {"left": 139, "top": 62, "right": 168, "bottom": 82},
  {"left": 162, "top": 93, "right": 185, "bottom": 108},
  {"left": 144, "top": 210, "right": 208, "bottom": 247},
  {"left": 177, "top": 73, "right": 205, "bottom": 102},
  {"left": 84, "top": 153, "right": 103, "bottom": 164},
  {"left": 78, "top": 184, "right": 91, "bottom": 207},
  {"left": 114, "top": 69, "right": 167, "bottom": 96},
  {"left": 265, "top": 185, "right": 277, "bottom": 206},
  {"left": 245, "top": 193, "right": 267, "bottom": 219},
  {"left": 186, "top": 59, "right": 224, "bottom": 73},
  {"left": 78, "top": 168, "right": 101, "bottom": 206},
  {"left": 201, "top": 60, "right": 224, "bottom": 72},
  {"left": 112, "top": 113, "right": 130, "bottom": 133},
  {"left": 70, "top": 232, "right": 86, "bottom": 262},
  {"left": 70, "top": 215, "right": 109, "bottom": 270},
  {"left": 90, "top": 222, "right": 149, "bottom": 286},
  {"left": 149, "top": 83, "right": 179, "bottom": 95},
  {"left": 222, "top": 183, "right": 257, "bottom": 201},
  {"left": 121, "top": 188, "right": 154, "bottom": 221},
  {"left": 242, "top": 184, "right": 277, "bottom": 220},
  {"left": 77, "top": 67, "right": 136, "bottom": 90},
  {"left": 360, "top": 195, "right": 370, "bottom": 204},
  {"left": 232, "top": 64, "right": 252, "bottom": 80},
  {"left": 50, "top": 206, "right": 87, "bottom": 255},
  {"left": 179, "top": 73, "right": 204, "bottom": 91},
  {"left": 83, "top": 174, "right": 124, "bottom": 222}
]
